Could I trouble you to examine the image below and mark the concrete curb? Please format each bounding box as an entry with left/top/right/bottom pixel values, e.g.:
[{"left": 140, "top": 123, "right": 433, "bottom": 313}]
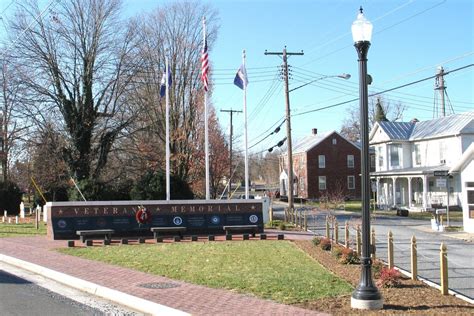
[{"left": 0, "top": 253, "right": 190, "bottom": 316}]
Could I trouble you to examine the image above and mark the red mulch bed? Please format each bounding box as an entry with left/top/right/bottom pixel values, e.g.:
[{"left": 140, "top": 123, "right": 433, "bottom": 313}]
[{"left": 293, "top": 240, "right": 474, "bottom": 315}]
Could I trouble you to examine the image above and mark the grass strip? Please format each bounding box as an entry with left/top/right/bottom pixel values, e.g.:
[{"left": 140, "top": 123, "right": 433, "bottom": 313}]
[
  {"left": 59, "top": 240, "right": 352, "bottom": 304},
  {"left": 0, "top": 222, "right": 47, "bottom": 237}
]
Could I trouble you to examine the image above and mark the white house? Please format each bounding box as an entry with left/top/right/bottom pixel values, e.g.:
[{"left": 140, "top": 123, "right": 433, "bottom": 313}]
[
  {"left": 449, "top": 142, "right": 474, "bottom": 233},
  {"left": 369, "top": 111, "right": 474, "bottom": 231}
]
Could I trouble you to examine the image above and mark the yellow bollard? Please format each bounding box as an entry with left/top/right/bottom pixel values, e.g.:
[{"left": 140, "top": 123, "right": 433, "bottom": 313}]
[
  {"left": 411, "top": 235, "right": 418, "bottom": 281},
  {"left": 371, "top": 227, "right": 376, "bottom": 260},
  {"left": 388, "top": 230, "right": 394, "bottom": 269},
  {"left": 344, "top": 221, "right": 349, "bottom": 248},
  {"left": 356, "top": 225, "right": 361, "bottom": 256},
  {"left": 440, "top": 243, "right": 448, "bottom": 295}
]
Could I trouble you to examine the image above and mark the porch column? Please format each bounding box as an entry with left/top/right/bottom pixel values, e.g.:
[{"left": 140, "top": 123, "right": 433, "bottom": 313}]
[
  {"left": 422, "top": 175, "right": 428, "bottom": 210},
  {"left": 392, "top": 177, "right": 398, "bottom": 206},
  {"left": 376, "top": 178, "right": 381, "bottom": 206},
  {"left": 408, "top": 177, "right": 413, "bottom": 208}
]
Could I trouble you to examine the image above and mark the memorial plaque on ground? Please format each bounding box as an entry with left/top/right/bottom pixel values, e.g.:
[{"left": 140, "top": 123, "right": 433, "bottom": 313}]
[{"left": 45, "top": 200, "right": 264, "bottom": 240}]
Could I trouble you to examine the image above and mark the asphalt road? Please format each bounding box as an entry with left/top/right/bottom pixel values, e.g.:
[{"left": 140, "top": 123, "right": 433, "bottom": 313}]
[
  {"left": 271, "top": 201, "right": 474, "bottom": 300},
  {"left": 0, "top": 262, "right": 142, "bottom": 316}
]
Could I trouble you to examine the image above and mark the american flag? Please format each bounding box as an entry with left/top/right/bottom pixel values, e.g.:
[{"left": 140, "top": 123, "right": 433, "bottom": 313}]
[{"left": 201, "top": 37, "right": 209, "bottom": 91}]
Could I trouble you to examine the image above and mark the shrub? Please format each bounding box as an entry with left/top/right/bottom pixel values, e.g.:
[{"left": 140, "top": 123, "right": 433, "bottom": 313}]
[
  {"left": 0, "top": 180, "right": 23, "bottom": 215},
  {"left": 278, "top": 222, "right": 286, "bottom": 231},
  {"left": 312, "top": 237, "right": 321, "bottom": 246},
  {"left": 372, "top": 259, "right": 384, "bottom": 278},
  {"left": 131, "top": 170, "right": 194, "bottom": 200},
  {"left": 320, "top": 237, "right": 332, "bottom": 251},
  {"left": 376, "top": 267, "right": 402, "bottom": 288},
  {"left": 332, "top": 246, "right": 343, "bottom": 259},
  {"left": 339, "top": 248, "right": 360, "bottom": 264}
]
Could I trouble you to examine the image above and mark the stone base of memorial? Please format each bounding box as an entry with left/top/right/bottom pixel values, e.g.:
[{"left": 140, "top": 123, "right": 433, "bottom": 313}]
[{"left": 45, "top": 200, "right": 264, "bottom": 240}]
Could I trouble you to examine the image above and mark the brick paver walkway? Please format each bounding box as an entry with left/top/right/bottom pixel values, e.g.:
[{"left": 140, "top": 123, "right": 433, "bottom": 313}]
[{"left": 0, "top": 234, "right": 325, "bottom": 316}]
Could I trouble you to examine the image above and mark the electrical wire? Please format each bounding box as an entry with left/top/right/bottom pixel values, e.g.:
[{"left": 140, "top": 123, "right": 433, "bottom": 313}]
[{"left": 292, "top": 63, "right": 474, "bottom": 118}]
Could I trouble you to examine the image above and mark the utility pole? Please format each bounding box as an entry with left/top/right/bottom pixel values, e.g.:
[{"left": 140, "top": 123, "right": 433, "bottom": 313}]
[
  {"left": 435, "top": 66, "right": 446, "bottom": 117},
  {"left": 265, "top": 46, "right": 303, "bottom": 211},
  {"left": 221, "top": 109, "right": 242, "bottom": 198}
]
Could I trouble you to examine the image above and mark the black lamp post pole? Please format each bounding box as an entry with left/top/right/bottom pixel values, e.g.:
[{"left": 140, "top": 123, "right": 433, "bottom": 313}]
[{"left": 351, "top": 40, "right": 382, "bottom": 307}]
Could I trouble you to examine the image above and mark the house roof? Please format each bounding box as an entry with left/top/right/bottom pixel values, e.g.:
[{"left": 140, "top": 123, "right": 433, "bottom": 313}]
[
  {"left": 378, "top": 121, "right": 415, "bottom": 140},
  {"left": 410, "top": 111, "right": 474, "bottom": 140},
  {"left": 291, "top": 130, "right": 333, "bottom": 154},
  {"left": 289, "top": 130, "right": 359, "bottom": 154},
  {"left": 371, "top": 111, "right": 474, "bottom": 142}
]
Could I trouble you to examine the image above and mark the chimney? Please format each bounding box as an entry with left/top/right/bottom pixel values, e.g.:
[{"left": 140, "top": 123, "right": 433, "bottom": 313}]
[
  {"left": 312, "top": 128, "right": 317, "bottom": 135},
  {"left": 410, "top": 118, "right": 419, "bottom": 123}
]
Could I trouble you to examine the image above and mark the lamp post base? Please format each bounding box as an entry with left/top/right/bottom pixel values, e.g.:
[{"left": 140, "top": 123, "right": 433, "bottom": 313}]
[{"left": 351, "top": 296, "right": 383, "bottom": 310}]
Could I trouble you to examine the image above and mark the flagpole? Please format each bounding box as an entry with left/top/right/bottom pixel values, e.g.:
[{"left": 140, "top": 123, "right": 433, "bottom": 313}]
[
  {"left": 203, "top": 17, "right": 210, "bottom": 200},
  {"left": 243, "top": 50, "right": 249, "bottom": 199},
  {"left": 165, "top": 54, "right": 170, "bottom": 201}
]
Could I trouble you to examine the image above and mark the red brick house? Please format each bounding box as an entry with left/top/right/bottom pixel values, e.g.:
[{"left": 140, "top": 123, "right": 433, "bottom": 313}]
[{"left": 279, "top": 129, "right": 363, "bottom": 200}]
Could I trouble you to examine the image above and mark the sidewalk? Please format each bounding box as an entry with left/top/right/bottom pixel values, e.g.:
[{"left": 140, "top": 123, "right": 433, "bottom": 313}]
[{"left": 0, "top": 234, "right": 325, "bottom": 316}]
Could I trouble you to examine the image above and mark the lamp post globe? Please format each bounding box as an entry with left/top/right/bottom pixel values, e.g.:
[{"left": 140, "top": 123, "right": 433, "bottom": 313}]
[{"left": 350, "top": 7, "right": 383, "bottom": 310}]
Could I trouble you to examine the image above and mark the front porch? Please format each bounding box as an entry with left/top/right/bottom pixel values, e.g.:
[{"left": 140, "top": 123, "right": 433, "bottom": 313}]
[{"left": 372, "top": 168, "right": 461, "bottom": 212}]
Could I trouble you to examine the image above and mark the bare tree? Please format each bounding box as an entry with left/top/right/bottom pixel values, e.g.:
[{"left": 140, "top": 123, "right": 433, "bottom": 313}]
[
  {"left": 340, "top": 95, "right": 406, "bottom": 142},
  {"left": 9, "top": 0, "right": 140, "bottom": 183},
  {"left": 0, "top": 62, "right": 29, "bottom": 183},
  {"left": 125, "top": 1, "right": 219, "bottom": 185}
]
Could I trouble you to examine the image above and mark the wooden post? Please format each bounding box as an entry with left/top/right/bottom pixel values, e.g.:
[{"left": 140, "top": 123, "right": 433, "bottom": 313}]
[
  {"left": 371, "top": 227, "right": 376, "bottom": 260},
  {"left": 440, "top": 243, "right": 448, "bottom": 295},
  {"left": 344, "top": 221, "right": 349, "bottom": 248},
  {"left": 356, "top": 225, "right": 361, "bottom": 256},
  {"left": 284, "top": 208, "right": 288, "bottom": 222},
  {"left": 35, "top": 207, "right": 39, "bottom": 230},
  {"left": 304, "top": 213, "right": 307, "bottom": 231},
  {"left": 334, "top": 221, "right": 339, "bottom": 244},
  {"left": 388, "top": 230, "right": 394, "bottom": 269},
  {"left": 411, "top": 235, "right": 418, "bottom": 281},
  {"left": 325, "top": 216, "right": 330, "bottom": 239}
]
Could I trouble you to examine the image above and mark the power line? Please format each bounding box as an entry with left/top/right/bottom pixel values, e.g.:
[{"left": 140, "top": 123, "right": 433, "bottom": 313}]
[{"left": 293, "top": 63, "right": 474, "bottom": 118}]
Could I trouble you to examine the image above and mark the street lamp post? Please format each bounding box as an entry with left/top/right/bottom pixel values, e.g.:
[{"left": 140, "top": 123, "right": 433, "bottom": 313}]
[{"left": 350, "top": 7, "right": 383, "bottom": 310}]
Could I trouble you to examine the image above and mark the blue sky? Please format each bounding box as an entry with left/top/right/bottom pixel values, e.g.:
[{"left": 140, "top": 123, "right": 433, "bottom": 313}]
[
  {"left": 2, "top": 0, "right": 473, "bottom": 155},
  {"left": 123, "top": 0, "right": 473, "bottom": 155}
]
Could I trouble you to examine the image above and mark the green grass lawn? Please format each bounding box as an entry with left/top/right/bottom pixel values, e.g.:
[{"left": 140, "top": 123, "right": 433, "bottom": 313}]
[
  {"left": 0, "top": 222, "right": 47, "bottom": 237},
  {"left": 59, "top": 241, "right": 352, "bottom": 304}
]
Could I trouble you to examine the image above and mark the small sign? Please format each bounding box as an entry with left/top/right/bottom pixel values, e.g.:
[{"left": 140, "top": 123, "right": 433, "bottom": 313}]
[
  {"left": 371, "top": 182, "right": 377, "bottom": 192},
  {"left": 436, "top": 178, "right": 447, "bottom": 188},
  {"left": 434, "top": 170, "right": 448, "bottom": 177}
]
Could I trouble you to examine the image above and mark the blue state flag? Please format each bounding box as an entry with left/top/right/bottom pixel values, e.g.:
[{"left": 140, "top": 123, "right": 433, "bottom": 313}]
[
  {"left": 160, "top": 69, "right": 172, "bottom": 98},
  {"left": 233, "top": 64, "right": 248, "bottom": 90}
]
